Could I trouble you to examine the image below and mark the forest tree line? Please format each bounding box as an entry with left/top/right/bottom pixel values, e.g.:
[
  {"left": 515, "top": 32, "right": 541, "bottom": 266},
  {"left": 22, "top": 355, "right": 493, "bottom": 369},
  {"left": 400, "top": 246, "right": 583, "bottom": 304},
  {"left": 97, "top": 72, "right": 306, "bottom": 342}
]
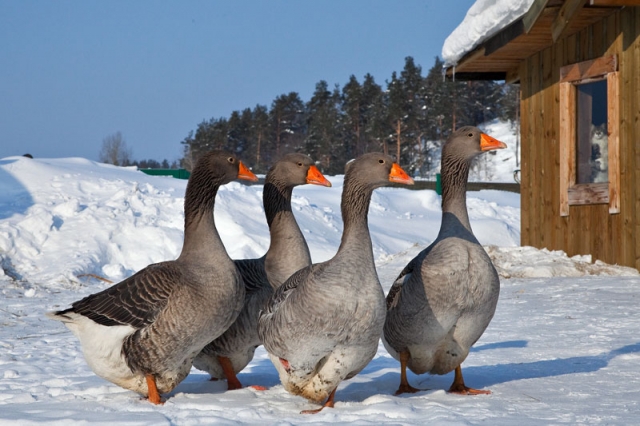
[
  {"left": 181, "top": 56, "right": 519, "bottom": 176},
  {"left": 99, "top": 57, "right": 518, "bottom": 176}
]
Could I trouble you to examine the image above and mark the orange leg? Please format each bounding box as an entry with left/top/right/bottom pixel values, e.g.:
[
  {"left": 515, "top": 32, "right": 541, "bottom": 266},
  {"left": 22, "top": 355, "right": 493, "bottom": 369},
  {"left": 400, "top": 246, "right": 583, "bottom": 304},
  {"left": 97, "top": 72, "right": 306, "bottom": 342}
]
[
  {"left": 448, "top": 365, "right": 490, "bottom": 395},
  {"left": 145, "top": 374, "right": 163, "bottom": 405},
  {"left": 301, "top": 387, "right": 337, "bottom": 414},
  {"left": 394, "top": 351, "right": 421, "bottom": 395},
  {"left": 218, "top": 356, "right": 243, "bottom": 390},
  {"left": 217, "top": 356, "right": 268, "bottom": 391}
]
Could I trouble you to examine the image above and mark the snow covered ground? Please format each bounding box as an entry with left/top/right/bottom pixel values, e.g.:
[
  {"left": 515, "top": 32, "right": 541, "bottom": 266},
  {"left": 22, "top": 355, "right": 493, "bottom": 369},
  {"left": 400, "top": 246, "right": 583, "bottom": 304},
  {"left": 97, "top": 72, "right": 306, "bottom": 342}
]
[{"left": 1, "top": 137, "right": 639, "bottom": 424}]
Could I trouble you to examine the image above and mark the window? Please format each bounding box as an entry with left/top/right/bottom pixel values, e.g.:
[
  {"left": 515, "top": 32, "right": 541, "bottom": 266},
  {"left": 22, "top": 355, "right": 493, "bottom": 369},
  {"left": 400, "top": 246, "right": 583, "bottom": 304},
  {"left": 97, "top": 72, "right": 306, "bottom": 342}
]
[{"left": 559, "top": 55, "right": 619, "bottom": 216}]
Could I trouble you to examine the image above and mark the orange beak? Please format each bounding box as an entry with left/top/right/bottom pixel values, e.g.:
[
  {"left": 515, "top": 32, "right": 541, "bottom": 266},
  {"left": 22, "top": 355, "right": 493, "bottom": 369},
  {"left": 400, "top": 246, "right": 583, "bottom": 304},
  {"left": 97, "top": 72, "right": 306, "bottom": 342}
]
[
  {"left": 306, "top": 165, "right": 332, "bottom": 187},
  {"left": 480, "top": 133, "right": 507, "bottom": 151},
  {"left": 389, "top": 163, "right": 414, "bottom": 185},
  {"left": 237, "top": 161, "right": 259, "bottom": 182}
]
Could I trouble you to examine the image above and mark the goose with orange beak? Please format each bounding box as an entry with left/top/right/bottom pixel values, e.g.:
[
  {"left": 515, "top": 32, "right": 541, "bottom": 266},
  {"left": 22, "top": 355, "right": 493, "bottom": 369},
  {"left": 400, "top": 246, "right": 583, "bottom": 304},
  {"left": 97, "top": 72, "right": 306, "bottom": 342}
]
[
  {"left": 193, "top": 154, "right": 332, "bottom": 390},
  {"left": 47, "top": 151, "right": 258, "bottom": 404},
  {"left": 383, "top": 126, "right": 507, "bottom": 396},
  {"left": 258, "top": 153, "right": 414, "bottom": 414}
]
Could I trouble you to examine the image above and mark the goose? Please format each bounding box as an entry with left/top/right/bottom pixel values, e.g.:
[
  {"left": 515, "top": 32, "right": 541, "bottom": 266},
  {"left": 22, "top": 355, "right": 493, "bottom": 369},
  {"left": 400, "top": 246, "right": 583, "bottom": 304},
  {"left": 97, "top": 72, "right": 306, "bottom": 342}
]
[
  {"left": 258, "top": 153, "right": 414, "bottom": 414},
  {"left": 46, "top": 151, "right": 258, "bottom": 404},
  {"left": 192, "top": 153, "right": 331, "bottom": 390},
  {"left": 383, "top": 126, "right": 506, "bottom": 396}
]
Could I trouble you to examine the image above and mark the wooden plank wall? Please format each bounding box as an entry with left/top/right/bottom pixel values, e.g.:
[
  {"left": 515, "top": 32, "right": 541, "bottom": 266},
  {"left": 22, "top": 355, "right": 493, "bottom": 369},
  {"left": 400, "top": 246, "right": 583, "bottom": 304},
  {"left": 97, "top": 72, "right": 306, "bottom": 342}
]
[
  {"left": 520, "top": 7, "right": 639, "bottom": 269},
  {"left": 622, "top": 8, "right": 639, "bottom": 270}
]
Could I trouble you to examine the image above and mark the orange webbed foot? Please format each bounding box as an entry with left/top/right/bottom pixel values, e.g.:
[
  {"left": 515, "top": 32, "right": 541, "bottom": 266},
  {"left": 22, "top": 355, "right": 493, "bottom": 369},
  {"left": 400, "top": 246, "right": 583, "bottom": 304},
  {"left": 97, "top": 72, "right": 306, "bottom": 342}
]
[
  {"left": 447, "top": 365, "right": 490, "bottom": 395},
  {"left": 249, "top": 385, "right": 268, "bottom": 391},
  {"left": 448, "top": 384, "right": 491, "bottom": 395},
  {"left": 394, "top": 382, "right": 423, "bottom": 396},
  {"left": 300, "top": 388, "right": 336, "bottom": 414}
]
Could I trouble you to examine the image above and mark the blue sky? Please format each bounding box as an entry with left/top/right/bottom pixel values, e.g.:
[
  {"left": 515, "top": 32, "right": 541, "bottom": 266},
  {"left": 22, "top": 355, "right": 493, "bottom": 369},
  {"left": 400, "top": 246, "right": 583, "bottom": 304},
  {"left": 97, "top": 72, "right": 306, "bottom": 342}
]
[{"left": 0, "top": 0, "right": 475, "bottom": 163}]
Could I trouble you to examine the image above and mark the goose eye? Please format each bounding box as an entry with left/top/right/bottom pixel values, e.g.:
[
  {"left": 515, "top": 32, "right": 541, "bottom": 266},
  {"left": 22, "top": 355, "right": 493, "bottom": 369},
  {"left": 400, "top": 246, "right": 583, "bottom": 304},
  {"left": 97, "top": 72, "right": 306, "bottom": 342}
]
[
  {"left": 297, "top": 162, "right": 303, "bottom": 167},
  {"left": 467, "top": 133, "right": 474, "bottom": 138},
  {"left": 378, "top": 159, "right": 385, "bottom": 164},
  {"left": 227, "top": 157, "right": 235, "bottom": 163}
]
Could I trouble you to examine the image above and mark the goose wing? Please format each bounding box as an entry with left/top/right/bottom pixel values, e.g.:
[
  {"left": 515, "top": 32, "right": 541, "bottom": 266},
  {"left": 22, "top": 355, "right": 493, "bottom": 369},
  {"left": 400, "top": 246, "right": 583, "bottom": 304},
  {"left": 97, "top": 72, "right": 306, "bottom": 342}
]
[
  {"left": 60, "top": 262, "right": 178, "bottom": 329},
  {"left": 386, "top": 244, "right": 433, "bottom": 310},
  {"left": 419, "top": 240, "right": 476, "bottom": 312},
  {"left": 260, "top": 266, "right": 310, "bottom": 318}
]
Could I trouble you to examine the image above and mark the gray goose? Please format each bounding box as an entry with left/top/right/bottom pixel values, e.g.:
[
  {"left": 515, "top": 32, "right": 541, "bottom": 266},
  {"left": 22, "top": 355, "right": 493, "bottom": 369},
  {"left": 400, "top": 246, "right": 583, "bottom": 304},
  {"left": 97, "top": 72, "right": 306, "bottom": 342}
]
[
  {"left": 258, "top": 153, "right": 414, "bottom": 414},
  {"left": 192, "top": 153, "right": 331, "bottom": 390},
  {"left": 46, "top": 151, "right": 258, "bottom": 404},
  {"left": 382, "top": 126, "right": 506, "bottom": 395}
]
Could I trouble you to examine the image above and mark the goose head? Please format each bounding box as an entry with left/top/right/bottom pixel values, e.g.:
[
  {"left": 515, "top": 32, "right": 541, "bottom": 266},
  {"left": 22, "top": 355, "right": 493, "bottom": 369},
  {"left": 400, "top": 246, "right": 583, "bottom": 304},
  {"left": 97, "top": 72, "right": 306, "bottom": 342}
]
[
  {"left": 191, "top": 150, "right": 258, "bottom": 186},
  {"left": 443, "top": 126, "right": 507, "bottom": 163},
  {"left": 344, "top": 153, "right": 414, "bottom": 189},
  {"left": 268, "top": 153, "right": 331, "bottom": 188}
]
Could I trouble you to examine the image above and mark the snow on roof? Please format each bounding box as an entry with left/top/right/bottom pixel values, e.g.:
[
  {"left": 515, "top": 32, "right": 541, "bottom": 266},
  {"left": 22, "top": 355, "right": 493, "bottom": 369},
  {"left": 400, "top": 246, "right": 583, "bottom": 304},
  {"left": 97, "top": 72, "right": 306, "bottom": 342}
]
[{"left": 442, "top": 0, "right": 536, "bottom": 67}]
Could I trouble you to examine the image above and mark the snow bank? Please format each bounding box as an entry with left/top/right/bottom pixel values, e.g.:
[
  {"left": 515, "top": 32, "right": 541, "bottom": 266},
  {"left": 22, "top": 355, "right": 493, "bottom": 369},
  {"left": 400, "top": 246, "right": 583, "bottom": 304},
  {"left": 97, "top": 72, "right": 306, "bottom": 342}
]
[{"left": 2, "top": 142, "right": 640, "bottom": 424}]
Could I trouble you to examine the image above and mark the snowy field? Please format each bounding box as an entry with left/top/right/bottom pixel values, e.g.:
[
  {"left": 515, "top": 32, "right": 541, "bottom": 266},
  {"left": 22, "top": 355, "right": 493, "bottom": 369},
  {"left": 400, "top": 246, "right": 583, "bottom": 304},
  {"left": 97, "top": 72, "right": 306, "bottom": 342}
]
[{"left": 2, "top": 137, "right": 640, "bottom": 424}]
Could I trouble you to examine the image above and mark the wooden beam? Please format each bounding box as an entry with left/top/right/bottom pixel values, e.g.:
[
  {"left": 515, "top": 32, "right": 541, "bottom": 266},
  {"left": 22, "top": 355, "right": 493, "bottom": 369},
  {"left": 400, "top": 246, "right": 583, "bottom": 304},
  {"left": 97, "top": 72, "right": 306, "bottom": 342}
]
[
  {"left": 607, "top": 71, "right": 620, "bottom": 214},
  {"left": 505, "top": 66, "right": 521, "bottom": 84},
  {"left": 483, "top": 1, "right": 553, "bottom": 57},
  {"left": 559, "top": 82, "right": 575, "bottom": 216},
  {"left": 552, "top": 0, "right": 589, "bottom": 42},
  {"left": 523, "top": 0, "right": 552, "bottom": 33},
  {"left": 448, "top": 46, "right": 486, "bottom": 74},
  {"left": 568, "top": 183, "right": 609, "bottom": 205},
  {"left": 590, "top": 0, "right": 640, "bottom": 6},
  {"left": 445, "top": 72, "right": 507, "bottom": 81},
  {"left": 485, "top": 19, "right": 526, "bottom": 56},
  {"left": 559, "top": 54, "right": 617, "bottom": 82}
]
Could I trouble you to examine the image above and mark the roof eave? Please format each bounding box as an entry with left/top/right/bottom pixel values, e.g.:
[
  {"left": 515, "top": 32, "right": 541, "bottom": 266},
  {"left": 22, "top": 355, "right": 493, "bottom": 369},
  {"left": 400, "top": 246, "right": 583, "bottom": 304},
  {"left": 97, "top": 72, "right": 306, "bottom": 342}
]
[{"left": 444, "top": 0, "right": 627, "bottom": 82}]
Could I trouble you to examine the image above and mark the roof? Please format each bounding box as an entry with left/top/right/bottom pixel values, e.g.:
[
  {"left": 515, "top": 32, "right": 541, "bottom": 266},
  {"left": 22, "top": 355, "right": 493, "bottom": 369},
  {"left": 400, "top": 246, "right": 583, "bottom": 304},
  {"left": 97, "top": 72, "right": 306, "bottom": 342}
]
[{"left": 444, "top": 0, "right": 633, "bottom": 82}]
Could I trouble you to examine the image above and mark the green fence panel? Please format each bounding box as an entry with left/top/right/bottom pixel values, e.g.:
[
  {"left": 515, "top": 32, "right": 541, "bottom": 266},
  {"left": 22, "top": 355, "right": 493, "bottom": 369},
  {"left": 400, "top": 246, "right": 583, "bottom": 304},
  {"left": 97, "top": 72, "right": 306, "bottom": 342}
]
[{"left": 139, "top": 169, "right": 191, "bottom": 179}]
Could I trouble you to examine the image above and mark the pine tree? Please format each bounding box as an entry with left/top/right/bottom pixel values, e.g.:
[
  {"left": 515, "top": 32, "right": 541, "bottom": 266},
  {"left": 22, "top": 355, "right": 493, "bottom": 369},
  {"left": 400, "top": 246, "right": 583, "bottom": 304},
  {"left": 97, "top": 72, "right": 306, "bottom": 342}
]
[
  {"left": 180, "top": 130, "right": 196, "bottom": 170},
  {"left": 306, "top": 81, "right": 344, "bottom": 174},
  {"left": 227, "top": 108, "right": 254, "bottom": 158},
  {"left": 387, "top": 71, "right": 405, "bottom": 159},
  {"left": 341, "top": 75, "right": 362, "bottom": 158},
  {"left": 499, "top": 83, "right": 520, "bottom": 167},
  {"left": 399, "top": 56, "right": 426, "bottom": 173},
  {"left": 251, "top": 104, "right": 270, "bottom": 172},
  {"left": 422, "top": 57, "right": 448, "bottom": 174},
  {"left": 269, "top": 92, "right": 305, "bottom": 160},
  {"left": 360, "top": 73, "right": 386, "bottom": 155}
]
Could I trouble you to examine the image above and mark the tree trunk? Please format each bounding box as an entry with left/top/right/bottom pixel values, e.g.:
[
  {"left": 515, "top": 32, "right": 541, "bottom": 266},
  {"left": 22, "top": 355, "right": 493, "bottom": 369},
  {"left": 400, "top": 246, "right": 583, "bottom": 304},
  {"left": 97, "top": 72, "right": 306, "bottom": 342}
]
[
  {"left": 256, "top": 132, "right": 262, "bottom": 169},
  {"left": 396, "top": 119, "right": 401, "bottom": 161}
]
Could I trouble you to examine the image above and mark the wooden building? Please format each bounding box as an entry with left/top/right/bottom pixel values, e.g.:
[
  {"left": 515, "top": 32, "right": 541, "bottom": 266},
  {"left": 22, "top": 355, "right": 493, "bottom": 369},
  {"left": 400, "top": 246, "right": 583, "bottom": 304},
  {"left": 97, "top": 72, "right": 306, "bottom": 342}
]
[{"left": 445, "top": 0, "right": 640, "bottom": 270}]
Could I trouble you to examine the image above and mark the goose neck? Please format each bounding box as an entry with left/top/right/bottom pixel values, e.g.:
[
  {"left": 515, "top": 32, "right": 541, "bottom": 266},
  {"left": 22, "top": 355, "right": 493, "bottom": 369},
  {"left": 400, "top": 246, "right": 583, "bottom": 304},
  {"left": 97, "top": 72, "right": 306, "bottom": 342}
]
[
  {"left": 263, "top": 181, "right": 311, "bottom": 285},
  {"left": 440, "top": 155, "right": 472, "bottom": 232},
  {"left": 179, "top": 177, "right": 229, "bottom": 261},
  {"left": 263, "top": 181, "right": 294, "bottom": 227},
  {"left": 337, "top": 179, "right": 374, "bottom": 255}
]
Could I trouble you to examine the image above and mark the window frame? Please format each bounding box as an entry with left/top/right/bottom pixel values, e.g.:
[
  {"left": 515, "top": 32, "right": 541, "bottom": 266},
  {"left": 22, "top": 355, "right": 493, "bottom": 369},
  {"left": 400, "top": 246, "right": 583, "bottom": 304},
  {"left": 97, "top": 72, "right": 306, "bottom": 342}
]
[{"left": 559, "top": 54, "right": 620, "bottom": 216}]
